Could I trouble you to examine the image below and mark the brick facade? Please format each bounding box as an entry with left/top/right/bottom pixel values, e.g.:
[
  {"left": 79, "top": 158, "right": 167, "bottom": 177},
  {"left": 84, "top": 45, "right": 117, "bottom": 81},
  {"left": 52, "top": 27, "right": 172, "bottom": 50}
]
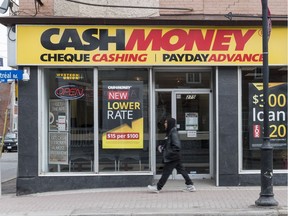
[
  {"left": 160, "top": 0, "right": 287, "bottom": 15},
  {"left": 19, "top": 0, "right": 54, "bottom": 16},
  {"left": 0, "top": 84, "right": 11, "bottom": 137},
  {"left": 2, "top": 0, "right": 286, "bottom": 137},
  {"left": 16, "top": 0, "right": 287, "bottom": 17}
]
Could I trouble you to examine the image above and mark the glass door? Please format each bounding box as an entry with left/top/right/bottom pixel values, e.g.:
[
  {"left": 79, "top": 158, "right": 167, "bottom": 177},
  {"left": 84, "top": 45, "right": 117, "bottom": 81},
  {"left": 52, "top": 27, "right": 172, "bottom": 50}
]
[
  {"left": 172, "top": 91, "right": 211, "bottom": 178},
  {"left": 155, "top": 90, "right": 211, "bottom": 179}
]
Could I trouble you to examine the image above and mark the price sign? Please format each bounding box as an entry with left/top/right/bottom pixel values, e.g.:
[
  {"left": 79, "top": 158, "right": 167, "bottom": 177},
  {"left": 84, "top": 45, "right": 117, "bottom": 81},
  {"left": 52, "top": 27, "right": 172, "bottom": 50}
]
[
  {"left": 249, "top": 83, "right": 287, "bottom": 149},
  {"left": 106, "top": 133, "right": 139, "bottom": 140}
]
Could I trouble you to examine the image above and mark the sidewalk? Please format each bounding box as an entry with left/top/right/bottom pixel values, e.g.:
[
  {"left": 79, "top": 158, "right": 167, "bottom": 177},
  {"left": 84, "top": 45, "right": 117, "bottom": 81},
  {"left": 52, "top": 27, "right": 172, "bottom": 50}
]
[{"left": 0, "top": 179, "right": 287, "bottom": 216}]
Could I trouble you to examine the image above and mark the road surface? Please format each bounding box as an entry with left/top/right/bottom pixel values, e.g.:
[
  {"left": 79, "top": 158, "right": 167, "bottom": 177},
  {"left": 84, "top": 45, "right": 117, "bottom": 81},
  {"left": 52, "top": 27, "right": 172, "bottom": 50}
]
[{"left": 0, "top": 152, "right": 17, "bottom": 182}]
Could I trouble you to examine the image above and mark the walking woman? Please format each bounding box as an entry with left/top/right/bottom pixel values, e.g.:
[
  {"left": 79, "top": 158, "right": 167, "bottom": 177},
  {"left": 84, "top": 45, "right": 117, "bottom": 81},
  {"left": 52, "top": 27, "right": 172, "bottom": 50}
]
[{"left": 148, "top": 118, "right": 196, "bottom": 193}]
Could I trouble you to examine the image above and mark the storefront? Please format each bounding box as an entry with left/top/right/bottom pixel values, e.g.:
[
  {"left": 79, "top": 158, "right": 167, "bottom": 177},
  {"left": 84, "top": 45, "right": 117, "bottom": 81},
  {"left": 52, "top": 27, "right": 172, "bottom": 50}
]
[{"left": 0, "top": 17, "right": 287, "bottom": 194}]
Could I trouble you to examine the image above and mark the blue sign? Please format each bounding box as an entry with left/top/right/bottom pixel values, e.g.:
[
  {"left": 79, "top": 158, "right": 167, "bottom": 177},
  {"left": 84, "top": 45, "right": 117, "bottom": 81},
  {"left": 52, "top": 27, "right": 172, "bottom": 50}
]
[{"left": 0, "top": 70, "right": 23, "bottom": 83}]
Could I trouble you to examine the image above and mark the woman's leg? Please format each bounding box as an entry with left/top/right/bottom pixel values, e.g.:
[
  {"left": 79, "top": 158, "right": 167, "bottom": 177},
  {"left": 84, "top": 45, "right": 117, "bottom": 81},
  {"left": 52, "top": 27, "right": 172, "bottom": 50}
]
[
  {"left": 175, "top": 161, "right": 193, "bottom": 185},
  {"left": 157, "top": 161, "right": 176, "bottom": 190}
]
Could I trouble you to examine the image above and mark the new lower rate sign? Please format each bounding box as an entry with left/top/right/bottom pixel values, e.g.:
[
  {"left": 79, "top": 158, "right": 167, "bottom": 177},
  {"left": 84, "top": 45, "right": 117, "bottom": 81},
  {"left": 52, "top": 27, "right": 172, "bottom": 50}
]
[{"left": 102, "top": 81, "right": 144, "bottom": 149}]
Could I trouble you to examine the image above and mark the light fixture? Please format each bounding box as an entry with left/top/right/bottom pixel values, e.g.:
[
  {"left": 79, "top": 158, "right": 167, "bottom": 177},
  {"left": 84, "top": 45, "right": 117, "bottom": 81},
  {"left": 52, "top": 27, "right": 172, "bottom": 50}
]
[
  {"left": 22, "top": 67, "right": 30, "bottom": 81},
  {"left": 0, "top": 0, "right": 11, "bottom": 14}
]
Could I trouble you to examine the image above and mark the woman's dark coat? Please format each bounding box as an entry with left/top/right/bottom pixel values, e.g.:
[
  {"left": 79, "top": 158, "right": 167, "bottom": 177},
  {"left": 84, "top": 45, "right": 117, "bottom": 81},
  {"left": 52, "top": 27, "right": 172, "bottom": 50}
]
[{"left": 162, "top": 118, "right": 181, "bottom": 163}]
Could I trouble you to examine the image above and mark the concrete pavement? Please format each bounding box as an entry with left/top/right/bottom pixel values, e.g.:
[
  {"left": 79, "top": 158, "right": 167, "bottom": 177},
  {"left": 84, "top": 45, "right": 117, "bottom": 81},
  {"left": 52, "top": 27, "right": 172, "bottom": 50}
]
[{"left": 0, "top": 179, "right": 287, "bottom": 216}]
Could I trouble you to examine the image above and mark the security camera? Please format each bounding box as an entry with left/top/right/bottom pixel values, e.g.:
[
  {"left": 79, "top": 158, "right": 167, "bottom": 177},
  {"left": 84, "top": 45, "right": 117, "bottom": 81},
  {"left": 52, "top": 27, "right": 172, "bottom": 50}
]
[
  {"left": 22, "top": 67, "right": 30, "bottom": 81},
  {"left": 0, "top": 0, "right": 12, "bottom": 14}
]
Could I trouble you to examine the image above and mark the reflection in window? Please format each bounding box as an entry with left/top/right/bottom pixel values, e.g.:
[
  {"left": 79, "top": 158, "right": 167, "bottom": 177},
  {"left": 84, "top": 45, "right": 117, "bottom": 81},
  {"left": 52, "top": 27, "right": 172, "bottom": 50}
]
[
  {"left": 242, "top": 67, "right": 287, "bottom": 170},
  {"left": 45, "top": 68, "right": 94, "bottom": 172},
  {"left": 155, "top": 71, "right": 211, "bottom": 89},
  {"left": 155, "top": 92, "right": 171, "bottom": 174}
]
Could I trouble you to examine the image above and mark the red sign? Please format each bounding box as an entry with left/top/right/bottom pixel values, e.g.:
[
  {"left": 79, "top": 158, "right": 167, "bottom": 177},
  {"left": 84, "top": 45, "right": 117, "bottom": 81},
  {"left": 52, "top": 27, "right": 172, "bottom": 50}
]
[
  {"left": 55, "top": 85, "right": 84, "bottom": 100},
  {"left": 253, "top": 124, "right": 261, "bottom": 138},
  {"left": 108, "top": 91, "right": 129, "bottom": 100}
]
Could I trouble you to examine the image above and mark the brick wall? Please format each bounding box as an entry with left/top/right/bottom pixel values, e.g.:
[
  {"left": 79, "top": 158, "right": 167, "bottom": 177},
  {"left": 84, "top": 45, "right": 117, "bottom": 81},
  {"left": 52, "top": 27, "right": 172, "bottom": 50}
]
[
  {"left": 0, "top": 84, "right": 11, "bottom": 136},
  {"left": 18, "top": 0, "right": 54, "bottom": 16},
  {"left": 160, "top": 0, "right": 287, "bottom": 15},
  {"left": 17, "top": 0, "right": 287, "bottom": 17},
  {"left": 160, "top": 0, "right": 203, "bottom": 15},
  {"left": 55, "top": 0, "right": 159, "bottom": 17},
  {"left": 18, "top": 0, "right": 159, "bottom": 17}
]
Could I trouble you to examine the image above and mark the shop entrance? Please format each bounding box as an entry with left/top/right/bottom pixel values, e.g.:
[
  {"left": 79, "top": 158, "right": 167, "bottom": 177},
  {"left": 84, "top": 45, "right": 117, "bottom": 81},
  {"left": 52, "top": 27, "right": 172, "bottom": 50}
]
[{"left": 155, "top": 90, "right": 212, "bottom": 179}]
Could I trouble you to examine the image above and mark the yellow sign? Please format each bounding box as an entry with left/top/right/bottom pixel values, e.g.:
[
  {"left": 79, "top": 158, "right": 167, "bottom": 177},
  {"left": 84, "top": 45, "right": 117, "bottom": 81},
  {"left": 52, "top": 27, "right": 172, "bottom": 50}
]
[
  {"left": 56, "top": 73, "right": 81, "bottom": 80},
  {"left": 17, "top": 25, "right": 288, "bottom": 65},
  {"left": 102, "top": 118, "right": 144, "bottom": 149}
]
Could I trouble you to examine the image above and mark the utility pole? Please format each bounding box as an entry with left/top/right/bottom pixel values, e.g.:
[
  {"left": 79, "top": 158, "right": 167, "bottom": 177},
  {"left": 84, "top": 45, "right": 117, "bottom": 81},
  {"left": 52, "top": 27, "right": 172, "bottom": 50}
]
[{"left": 255, "top": 0, "right": 278, "bottom": 206}]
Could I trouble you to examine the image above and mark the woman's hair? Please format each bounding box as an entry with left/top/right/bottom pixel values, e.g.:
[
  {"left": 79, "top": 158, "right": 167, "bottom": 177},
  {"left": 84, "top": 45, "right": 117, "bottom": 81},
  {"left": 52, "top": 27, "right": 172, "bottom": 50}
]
[{"left": 166, "top": 118, "right": 176, "bottom": 135}]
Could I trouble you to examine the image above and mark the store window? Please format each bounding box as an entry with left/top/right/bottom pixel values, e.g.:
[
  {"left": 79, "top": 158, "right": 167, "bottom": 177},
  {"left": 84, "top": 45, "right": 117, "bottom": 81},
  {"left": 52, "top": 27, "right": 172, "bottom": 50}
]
[
  {"left": 98, "top": 68, "right": 150, "bottom": 172},
  {"left": 242, "top": 66, "right": 288, "bottom": 170},
  {"left": 45, "top": 68, "right": 94, "bottom": 172}
]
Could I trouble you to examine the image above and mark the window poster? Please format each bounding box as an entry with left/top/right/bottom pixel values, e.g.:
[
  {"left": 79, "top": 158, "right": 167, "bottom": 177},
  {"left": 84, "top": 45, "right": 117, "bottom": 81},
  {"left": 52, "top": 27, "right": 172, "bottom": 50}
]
[
  {"left": 249, "top": 83, "right": 287, "bottom": 149},
  {"left": 185, "top": 112, "right": 198, "bottom": 130},
  {"left": 49, "top": 99, "right": 69, "bottom": 131},
  {"left": 49, "top": 132, "right": 69, "bottom": 164},
  {"left": 102, "top": 81, "right": 144, "bottom": 149}
]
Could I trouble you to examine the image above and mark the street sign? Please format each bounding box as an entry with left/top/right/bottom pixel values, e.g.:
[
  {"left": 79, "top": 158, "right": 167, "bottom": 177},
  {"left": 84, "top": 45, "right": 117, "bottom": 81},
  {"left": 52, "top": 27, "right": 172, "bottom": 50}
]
[{"left": 0, "top": 70, "right": 23, "bottom": 83}]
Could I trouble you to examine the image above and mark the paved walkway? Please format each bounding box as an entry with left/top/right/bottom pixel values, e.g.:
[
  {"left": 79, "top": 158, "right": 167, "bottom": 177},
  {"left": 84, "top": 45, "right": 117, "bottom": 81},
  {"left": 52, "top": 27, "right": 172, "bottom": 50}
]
[{"left": 0, "top": 179, "right": 287, "bottom": 216}]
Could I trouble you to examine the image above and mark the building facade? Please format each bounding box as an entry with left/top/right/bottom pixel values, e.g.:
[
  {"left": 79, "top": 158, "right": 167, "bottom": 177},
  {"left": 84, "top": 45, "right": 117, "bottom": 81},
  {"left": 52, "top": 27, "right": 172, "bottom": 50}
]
[{"left": 0, "top": 0, "right": 287, "bottom": 195}]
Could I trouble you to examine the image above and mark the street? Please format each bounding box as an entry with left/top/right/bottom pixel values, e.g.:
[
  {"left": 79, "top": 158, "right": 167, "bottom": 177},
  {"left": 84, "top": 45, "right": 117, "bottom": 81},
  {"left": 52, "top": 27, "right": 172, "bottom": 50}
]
[{"left": 0, "top": 152, "right": 17, "bottom": 182}]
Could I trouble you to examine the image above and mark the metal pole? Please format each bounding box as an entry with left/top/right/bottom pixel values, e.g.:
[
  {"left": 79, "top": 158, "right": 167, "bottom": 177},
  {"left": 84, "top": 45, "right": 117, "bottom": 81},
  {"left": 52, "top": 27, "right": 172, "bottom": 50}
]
[{"left": 255, "top": 0, "right": 278, "bottom": 206}]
